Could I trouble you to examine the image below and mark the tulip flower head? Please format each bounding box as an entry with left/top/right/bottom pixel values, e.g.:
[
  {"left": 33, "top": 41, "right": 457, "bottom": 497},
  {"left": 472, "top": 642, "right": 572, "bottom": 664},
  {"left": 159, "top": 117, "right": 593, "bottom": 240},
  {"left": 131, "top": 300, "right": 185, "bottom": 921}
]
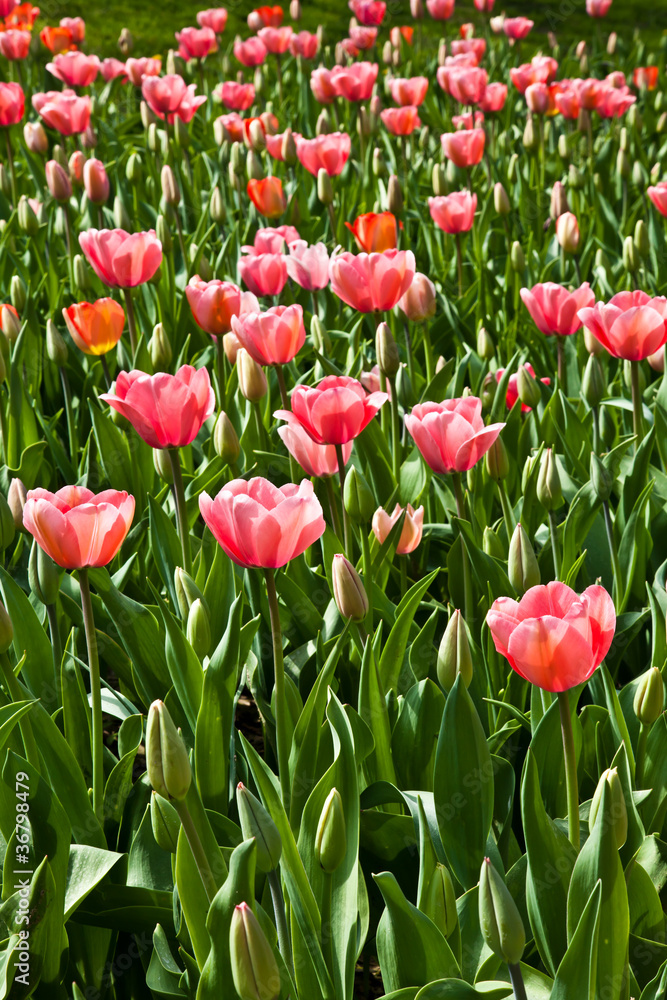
[
  {"left": 372, "top": 503, "right": 424, "bottom": 554},
  {"left": 577, "top": 290, "right": 667, "bottom": 361},
  {"left": 345, "top": 212, "right": 398, "bottom": 253},
  {"left": 405, "top": 397, "right": 505, "bottom": 474},
  {"left": 247, "top": 176, "right": 287, "bottom": 218},
  {"left": 277, "top": 375, "right": 387, "bottom": 446},
  {"left": 329, "top": 249, "right": 415, "bottom": 312},
  {"left": 79, "top": 228, "right": 162, "bottom": 288},
  {"left": 63, "top": 298, "right": 125, "bottom": 356}
]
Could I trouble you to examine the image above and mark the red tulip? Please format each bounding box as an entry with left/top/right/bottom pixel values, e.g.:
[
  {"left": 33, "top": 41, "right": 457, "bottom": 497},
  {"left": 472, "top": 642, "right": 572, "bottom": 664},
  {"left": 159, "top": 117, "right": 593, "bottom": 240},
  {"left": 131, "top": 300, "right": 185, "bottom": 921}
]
[
  {"left": 231, "top": 304, "right": 306, "bottom": 366},
  {"left": 238, "top": 252, "right": 288, "bottom": 296},
  {"left": 405, "top": 397, "right": 505, "bottom": 474},
  {"left": 427, "top": 0, "right": 455, "bottom": 19},
  {"left": 125, "top": 57, "right": 162, "bottom": 87},
  {"left": 47, "top": 52, "right": 100, "bottom": 87},
  {"left": 520, "top": 282, "right": 595, "bottom": 337},
  {"left": 503, "top": 16, "right": 534, "bottom": 38},
  {"left": 254, "top": 5, "right": 283, "bottom": 26},
  {"left": 586, "top": 0, "right": 612, "bottom": 12},
  {"left": 62, "top": 298, "right": 125, "bottom": 356},
  {"left": 389, "top": 76, "right": 428, "bottom": 106},
  {"left": 23, "top": 487, "right": 135, "bottom": 570},
  {"left": 349, "top": 0, "right": 386, "bottom": 25},
  {"left": 234, "top": 35, "right": 268, "bottom": 67},
  {"left": 0, "top": 29, "right": 30, "bottom": 60},
  {"left": 197, "top": 8, "right": 228, "bottom": 32},
  {"left": 79, "top": 228, "right": 162, "bottom": 288},
  {"left": 372, "top": 503, "right": 424, "bottom": 554},
  {"left": 0, "top": 81, "right": 24, "bottom": 126},
  {"left": 290, "top": 31, "right": 319, "bottom": 59},
  {"left": 441, "top": 128, "right": 485, "bottom": 168},
  {"left": 186, "top": 277, "right": 243, "bottom": 336},
  {"left": 577, "top": 291, "right": 667, "bottom": 361},
  {"left": 429, "top": 191, "right": 477, "bottom": 233},
  {"left": 296, "top": 132, "right": 351, "bottom": 176},
  {"left": 486, "top": 582, "right": 616, "bottom": 692},
  {"left": 33, "top": 89, "right": 91, "bottom": 136},
  {"left": 258, "top": 26, "right": 293, "bottom": 54},
  {"left": 648, "top": 182, "right": 667, "bottom": 217},
  {"left": 40, "top": 25, "right": 74, "bottom": 54},
  {"left": 199, "top": 477, "right": 326, "bottom": 569},
  {"left": 100, "top": 365, "right": 215, "bottom": 449},
  {"left": 381, "top": 106, "right": 421, "bottom": 135},
  {"left": 216, "top": 81, "right": 255, "bottom": 110},
  {"left": 176, "top": 26, "right": 218, "bottom": 61},
  {"left": 496, "top": 363, "right": 550, "bottom": 413},
  {"left": 345, "top": 212, "right": 397, "bottom": 253},
  {"left": 279, "top": 375, "right": 387, "bottom": 445},
  {"left": 331, "top": 62, "right": 378, "bottom": 102},
  {"left": 329, "top": 249, "right": 415, "bottom": 313},
  {"left": 286, "top": 241, "right": 330, "bottom": 291},
  {"left": 247, "top": 176, "right": 287, "bottom": 218},
  {"left": 276, "top": 412, "right": 352, "bottom": 478},
  {"left": 479, "top": 82, "right": 508, "bottom": 112},
  {"left": 633, "top": 66, "right": 659, "bottom": 91}
]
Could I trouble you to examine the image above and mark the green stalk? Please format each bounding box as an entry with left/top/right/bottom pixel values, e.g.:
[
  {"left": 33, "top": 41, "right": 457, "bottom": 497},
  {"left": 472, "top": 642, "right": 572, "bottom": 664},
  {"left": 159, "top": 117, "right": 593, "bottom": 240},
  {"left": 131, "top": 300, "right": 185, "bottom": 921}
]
[
  {"left": 79, "top": 568, "right": 103, "bottom": 821},
  {"left": 508, "top": 962, "right": 528, "bottom": 1000},
  {"left": 335, "top": 443, "right": 351, "bottom": 557},
  {"left": 602, "top": 501, "right": 622, "bottom": 608},
  {"left": 4, "top": 128, "right": 16, "bottom": 208},
  {"left": 60, "top": 368, "right": 78, "bottom": 460},
  {"left": 264, "top": 568, "right": 291, "bottom": 810},
  {"left": 630, "top": 359, "right": 643, "bottom": 449},
  {"left": 123, "top": 288, "right": 138, "bottom": 356},
  {"left": 0, "top": 651, "right": 40, "bottom": 771},
  {"left": 557, "top": 690, "right": 580, "bottom": 852},
  {"left": 268, "top": 869, "right": 293, "bottom": 974},
  {"left": 556, "top": 336, "right": 567, "bottom": 396},
  {"left": 548, "top": 510, "right": 561, "bottom": 581},
  {"left": 452, "top": 472, "right": 473, "bottom": 624},
  {"left": 167, "top": 448, "right": 191, "bottom": 575},
  {"left": 388, "top": 375, "right": 401, "bottom": 484},
  {"left": 497, "top": 479, "right": 516, "bottom": 540},
  {"left": 422, "top": 322, "right": 434, "bottom": 385},
  {"left": 360, "top": 526, "right": 373, "bottom": 631},
  {"left": 635, "top": 721, "right": 650, "bottom": 788},
  {"left": 46, "top": 603, "right": 62, "bottom": 706},
  {"left": 173, "top": 797, "right": 219, "bottom": 904},
  {"left": 325, "top": 476, "right": 343, "bottom": 541},
  {"left": 321, "top": 869, "right": 334, "bottom": 977},
  {"left": 215, "top": 336, "right": 226, "bottom": 410}
]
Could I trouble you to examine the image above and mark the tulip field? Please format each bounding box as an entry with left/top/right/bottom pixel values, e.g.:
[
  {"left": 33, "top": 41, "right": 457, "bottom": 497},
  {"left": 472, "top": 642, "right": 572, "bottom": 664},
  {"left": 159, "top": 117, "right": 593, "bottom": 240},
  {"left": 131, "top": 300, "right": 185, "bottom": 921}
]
[{"left": 3, "top": 0, "right": 667, "bottom": 998}]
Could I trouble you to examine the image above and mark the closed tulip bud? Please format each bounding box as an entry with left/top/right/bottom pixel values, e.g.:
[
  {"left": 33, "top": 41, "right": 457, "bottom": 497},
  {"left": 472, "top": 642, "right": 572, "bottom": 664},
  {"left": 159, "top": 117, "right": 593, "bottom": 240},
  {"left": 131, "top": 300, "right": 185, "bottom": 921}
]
[
  {"left": 344, "top": 466, "right": 375, "bottom": 524},
  {"left": 370, "top": 94, "right": 382, "bottom": 119},
  {"left": 411, "top": 0, "right": 425, "bottom": 16},
  {"left": 317, "top": 167, "right": 334, "bottom": 205},
  {"left": 0, "top": 165, "right": 10, "bottom": 201},
  {"left": 149, "top": 323, "right": 172, "bottom": 370},
  {"left": 537, "top": 448, "right": 563, "bottom": 510},
  {"left": 438, "top": 39, "right": 447, "bottom": 65},
  {"left": 523, "top": 118, "right": 538, "bottom": 153},
  {"left": 558, "top": 133, "right": 569, "bottom": 160},
  {"left": 150, "top": 791, "right": 181, "bottom": 853},
  {"left": 550, "top": 181, "right": 569, "bottom": 220},
  {"left": 632, "top": 160, "right": 646, "bottom": 190},
  {"left": 8, "top": 479, "right": 26, "bottom": 531},
  {"left": 73, "top": 253, "right": 90, "bottom": 292},
  {"left": 510, "top": 241, "right": 526, "bottom": 273},
  {"left": 174, "top": 567, "right": 207, "bottom": 620},
  {"left": 445, "top": 160, "right": 458, "bottom": 186},
  {"left": 516, "top": 364, "right": 541, "bottom": 408},
  {"left": 140, "top": 100, "right": 157, "bottom": 130},
  {"left": 46, "top": 160, "right": 72, "bottom": 202},
  {"left": 493, "top": 182, "right": 510, "bottom": 216},
  {"left": 432, "top": 163, "right": 446, "bottom": 196},
  {"left": 556, "top": 212, "right": 580, "bottom": 253},
  {"left": 437, "top": 609, "right": 473, "bottom": 692},
  {"left": 213, "top": 412, "right": 240, "bottom": 465},
  {"left": 419, "top": 126, "right": 429, "bottom": 150},
  {"left": 126, "top": 152, "right": 143, "bottom": 185},
  {"left": 230, "top": 903, "right": 280, "bottom": 1000},
  {"left": 1, "top": 307, "right": 19, "bottom": 345},
  {"left": 507, "top": 153, "right": 519, "bottom": 183},
  {"left": 481, "top": 371, "right": 497, "bottom": 410},
  {"left": 627, "top": 104, "right": 641, "bottom": 130},
  {"left": 622, "top": 234, "right": 639, "bottom": 273},
  {"left": 153, "top": 447, "right": 173, "bottom": 483},
  {"left": 113, "top": 195, "right": 131, "bottom": 231},
  {"left": 52, "top": 144, "right": 68, "bottom": 171},
  {"left": 332, "top": 553, "right": 368, "bottom": 622},
  {"left": 485, "top": 437, "right": 509, "bottom": 481},
  {"left": 582, "top": 353, "right": 605, "bottom": 408},
  {"left": 657, "top": 112, "right": 667, "bottom": 134},
  {"left": 246, "top": 149, "right": 264, "bottom": 181},
  {"left": 145, "top": 700, "right": 192, "bottom": 801},
  {"left": 245, "top": 120, "right": 264, "bottom": 155},
  {"left": 424, "top": 864, "right": 458, "bottom": 938},
  {"left": 82, "top": 124, "right": 97, "bottom": 151},
  {"left": 634, "top": 667, "right": 664, "bottom": 725},
  {"left": 147, "top": 121, "right": 159, "bottom": 152},
  {"left": 508, "top": 522, "right": 540, "bottom": 594},
  {"left": 0, "top": 600, "right": 13, "bottom": 653},
  {"left": 607, "top": 31, "right": 617, "bottom": 54},
  {"left": 387, "top": 174, "right": 403, "bottom": 216},
  {"left": 214, "top": 117, "right": 230, "bottom": 147},
  {"left": 395, "top": 363, "right": 414, "bottom": 409},
  {"left": 568, "top": 163, "right": 584, "bottom": 189},
  {"left": 28, "top": 539, "right": 63, "bottom": 604},
  {"left": 0, "top": 492, "right": 13, "bottom": 553},
  {"left": 209, "top": 187, "right": 226, "bottom": 225},
  {"left": 316, "top": 109, "right": 331, "bottom": 136},
  {"left": 281, "top": 129, "right": 297, "bottom": 167},
  {"left": 18, "top": 196, "right": 38, "bottom": 235},
  {"left": 166, "top": 49, "right": 183, "bottom": 77},
  {"left": 290, "top": 0, "right": 301, "bottom": 18},
  {"left": 253, "top": 66, "right": 264, "bottom": 96},
  {"left": 483, "top": 526, "right": 504, "bottom": 559},
  {"left": 616, "top": 148, "right": 631, "bottom": 179},
  {"left": 358, "top": 106, "right": 371, "bottom": 139},
  {"left": 479, "top": 858, "right": 525, "bottom": 966},
  {"left": 24, "top": 121, "right": 48, "bottom": 155},
  {"left": 589, "top": 767, "right": 627, "bottom": 849},
  {"left": 373, "top": 147, "right": 386, "bottom": 177},
  {"left": 156, "top": 214, "right": 173, "bottom": 254},
  {"left": 579, "top": 52, "right": 588, "bottom": 74},
  {"left": 46, "top": 319, "right": 68, "bottom": 366},
  {"left": 160, "top": 165, "right": 180, "bottom": 207},
  {"left": 118, "top": 27, "right": 133, "bottom": 55},
  {"left": 376, "top": 322, "right": 400, "bottom": 377},
  {"left": 236, "top": 783, "right": 282, "bottom": 872},
  {"left": 84, "top": 158, "right": 110, "bottom": 205},
  {"left": 187, "top": 598, "right": 211, "bottom": 659},
  {"left": 315, "top": 787, "right": 346, "bottom": 872},
  {"left": 10, "top": 275, "right": 25, "bottom": 314},
  {"left": 477, "top": 327, "right": 494, "bottom": 360},
  {"left": 237, "top": 348, "right": 267, "bottom": 402},
  {"left": 382, "top": 39, "right": 393, "bottom": 64}
]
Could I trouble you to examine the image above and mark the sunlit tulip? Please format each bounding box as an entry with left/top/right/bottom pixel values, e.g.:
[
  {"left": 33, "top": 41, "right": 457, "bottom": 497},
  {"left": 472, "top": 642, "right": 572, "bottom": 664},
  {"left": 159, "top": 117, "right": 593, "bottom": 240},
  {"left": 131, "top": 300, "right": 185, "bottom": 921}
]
[
  {"left": 479, "top": 82, "right": 508, "bottom": 112},
  {"left": 79, "top": 228, "right": 162, "bottom": 287},
  {"left": 197, "top": 8, "right": 228, "bottom": 32},
  {"left": 231, "top": 304, "right": 306, "bottom": 366},
  {"left": 381, "top": 106, "right": 421, "bottom": 135},
  {"left": 503, "top": 17, "right": 534, "bottom": 39},
  {"left": 331, "top": 62, "right": 378, "bottom": 102},
  {"left": 427, "top": 0, "right": 455, "bottom": 19},
  {"left": 276, "top": 412, "right": 351, "bottom": 478},
  {"left": 33, "top": 90, "right": 91, "bottom": 136},
  {"left": 405, "top": 397, "right": 505, "bottom": 474},
  {"left": 349, "top": 0, "right": 386, "bottom": 25},
  {"left": 441, "top": 129, "right": 485, "bottom": 168},
  {"left": 47, "top": 52, "right": 100, "bottom": 87},
  {"left": 0, "top": 29, "right": 30, "bottom": 60},
  {"left": 83, "top": 159, "right": 110, "bottom": 204},
  {"left": 234, "top": 35, "right": 268, "bottom": 67},
  {"left": 186, "top": 277, "right": 243, "bottom": 336},
  {"left": 0, "top": 82, "right": 24, "bottom": 126},
  {"left": 176, "top": 26, "right": 217, "bottom": 61},
  {"left": 63, "top": 298, "right": 125, "bottom": 356},
  {"left": 258, "top": 26, "right": 293, "bottom": 54},
  {"left": 125, "top": 57, "right": 162, "bottom": 87},
  {"left": 372, "top": 503, "right": 424, "bottom": 554},
  {"left": 429, "top": 191, "right": 477, "bottom": 233},
  {"left": 345, "top": 212, "right": 397, "bottom": 253},
  {"left": 520, "top": 282, "right": 595, "bottom": 337},
  {"left": 578, "top": 291, "right": 667, "bottom": 361},
  {"left": 296, "top": 132, "right": 351, "bottom": 176},
  {"left": 389, "top": 76, "right": 428, "bottom": 106},
  {"left": 648, "top": 182, "right": 667, "bottom": 217},
  {"left": 286, "top": 241, "right": 330, "bottom": 291},
  {"left": 247, "top": 177, "right": 287, "bottom": 218},
  {"left": 238, "top": 252, "right": 288, "bottom": 296},
  {"left": 216, "top": 81, "right": 255, "bottom": 110},
  {"left": 279, "top": 375, "right": 387, "bottom": 445},
  {"left": 398, "top": 272, "right": 436, "bottom": 321},
  {"left": 329, "top": 249, "right": 415, "bottom": 312},
  {"left": 290, "top": 31, "right": 319, "bottom": 58}
]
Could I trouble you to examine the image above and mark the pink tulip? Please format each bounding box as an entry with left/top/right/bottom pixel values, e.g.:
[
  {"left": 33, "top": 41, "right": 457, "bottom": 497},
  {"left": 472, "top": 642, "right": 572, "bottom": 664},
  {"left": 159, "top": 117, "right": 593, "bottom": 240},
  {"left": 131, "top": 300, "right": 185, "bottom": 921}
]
[
  {"left": 231, "top": 304, "right": 305, "bottom": 366},
  {"left": 452, "top": 111, "right": 484, "bottom": 129},
  {"left": 496, "top": 363, "right": 550, "bottom": 413},
  {"left": 442, "top": 65, "right": 488, "bottom": 104},
  {"left": 234, "top": 35, "right": 268, "bottom": 66},
  {"left": 244, "top": 226, "right": 300, "bottom": 254},
  {"left": 486, "top": 582, "right": 615, "bottom": 692},
  {"left": 279, "top": 375, "right": 387, "bottom": 445},
  {"left": 503, "top": 17, "right": 534, "bottom": 39},
  {"left": 389, "top": 76, "right": 428, "bottom": 106},
  {"left": 556, "top": 212, "right": 580, "bottom": 253},
  {"left": 450, "top": 38, "right": 487, "bottom": 60},
  {"left": 0, "top": 81, "right": 23, "bottom": 126},
  {"left": 296, "top": 132, "right": 351, "bottom": 176},
  {"left": 349, "top": 25, "right": 378, "bottom": 48},
  {"left": 441, "top": 128, "right": 485, "bottom": 168},
  {"left": 554, "top": 88, "right": 580, "bottom": 119},
  {"left": 648, "top": 182, "right": 667, "bottom": 218},
  {"left": 276, "top": 412, "right": 351, "bottom": 478},
  {"left": 258, "top": 26, "right": 293, "bottom": 54},
  {"left": 290, "top": 31, "right": 319, "bottom": 58},
  {"left": 186, "top": 276, "right": 243, "bottom": 335},
  {"left": 596, "top": 85, "right": 636, "bottom": 118},
  {"left": 331, "top": 62, "right": 378, "bottom": 102},
  {"left": 47, "top": 52, "right": 100, "bottom": 87},
  {"left": 24, "top": 122, "right": 47, "bottom": 154},
  {"left": 197, "top": 8, "right": 229, "bottom": 33},
  {"left": 310, "top": 66, "right": 337, "bottom": 104},
  {"left": 79, "top": 228, "right": 162, "bottom": 288},
  {"left": 46, "top": 160, "right": 72, "bottom": 202},
  {"left": 520, "top": 282, "right": 595, "bottom": 338},
  {"left": 101, "top": 58, "right": 129, "bottom": 82},
  {"left": 372, "top": 503, "right": 424, "bottom": 554},
  {"left": 510, "top": 60, "right": 556, "bottom": 92},
  {"left": 176, "top": 26, "right": 217, "bottom": 61},
  {"left": 199, "top": 478, "right": 326, "bottom": 569},
  {"left": 142, "top": 74, "right": 206, "bottom": 123},
  {"left": 23, "top": 487, "right": 135, "bottom": 570},
  {"left": 216, "top": 81, "right": 255, "bottom": 110},
  {"left": 479, "top": 82, "right": 508, "bottom": 112},
  {"left": 33, "top": 89, "right": 91, "bottom": 136},
  {"left": 474, "top": 0, "right": 495, "bottom": 8},
  {"left": 360, "top": 364, "right": 391, "bottom": 398},
  {"left": 427, "top": 0, "right": 455, "bottom": 18},
  {"left": 100, "top": 365, "right": 215, "bottom": 449},
  {"left": 525, "top": 82, "right": 550, "bottom": 114},
  {"left": 349, "top": 0, "right": 386, "bottom": 25},
  {"left": 381, "top": 106, "right": 421, "bottom": 135},
  {"left": 172, "top": 85, "right": 207, "bottom": 124},
  {"left": 125, "top": 57, "right": 162, "bottom": 87},
  {"left": 329, "top": 249, "right": 416, "bottom": 313},
  {"left": 398, "top": 272, "right": 436, "bottom": 321},
  {"left": 429, "top": 191, "right": 477, "bottom": 233},
  {"left": 286, "top": 240, "right": 330, "bottom": 291},
  {"left": 577, "top": 291, "right": 667, "bottom": 361},
  {"left": 60, "top": 16, "right": 85, "bottom": 44},
  {"left": 649, "top": 347, "right": 666, "bottom": 373},
  {"left": 341, "top": 39, "right": 361, "bottom": 59},
  {"left": 576, "top": 78, "right": 602, "bottom": 110},
  {"left": 83, "top": 159, "right": 110, "bottom": 205},
  {"left": 405, "top": 397, "right": 505, "bottom": 474},
  {"left": 606, "top": 71, "right": 627, "bottom": 89},
  {"left": 586, "top": 0, "right": 612, "bottom": 15},
  {"left": 238, "top": 252, "right": 288, "bottom": 296},
  {"left": 0, "top": 29, "right": 30, "bottom": 60}
]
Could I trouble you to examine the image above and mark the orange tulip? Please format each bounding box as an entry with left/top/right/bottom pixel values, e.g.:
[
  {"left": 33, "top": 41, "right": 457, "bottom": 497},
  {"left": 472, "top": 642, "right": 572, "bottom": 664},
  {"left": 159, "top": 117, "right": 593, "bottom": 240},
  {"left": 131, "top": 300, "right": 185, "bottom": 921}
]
[
  {"left": 62, "top": 298, "right": 125, "bottom": 356},
  {"left": 247, "top": 177, "right": 286, "bottom": 218},
  {"left": 40, "top": 25, "right": 74, "bottom": 53},
  {"left": 6, "top": 3, "right": 40, "bottom": 30},
  {"left": 345, "top": 212, "right": 397, "bottom": 253}
]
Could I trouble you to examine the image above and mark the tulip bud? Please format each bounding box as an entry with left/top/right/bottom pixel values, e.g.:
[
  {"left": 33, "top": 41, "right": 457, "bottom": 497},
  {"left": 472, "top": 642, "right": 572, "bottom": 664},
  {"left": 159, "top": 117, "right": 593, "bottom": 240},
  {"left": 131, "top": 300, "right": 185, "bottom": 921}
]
[
  {"left": 387, "top": 174, "right": 403, "bottom": 217},
  {"left": 523, "top": 117, "right": 538, "bottom": 153},
  {"left": 46, "top": 319, "right": 68, "bottom": 366},
  {"left": 432, "top": 163, "right": 447, "bottom": 196},
  {"left": 516, "top": 364, "right": 541, "bottom": 408},
  {"left": 187, "top": 598, "right": 211, "bottom": 659},
  {"left": 317, "top": 167, "right": 333, "bottom": 206},
  {"left": 290, "top": 0, "right": 301, "bottom": 19},
  {"left": 556, "top": 212, "right": 580, "bottom": 253},
  {"left": 627, "top": 104, "right": 641, "bottom": 131},
  {"left": 508, "top": 523, "right": 540, "bottom": 594},
  {"left": 657, "top": 112, "right": 667, "bottom": 134},
  {"left": 424, "top": 864, "right": 458, "bottom": 938},
  {"left": 236, "top": 783, "right": 282, "bottom": 872},
  {"left": 332, "top": 553, "right": 368, "bottom": 622},
  {"left": 237, "top": 348, "right": 267, "bottom": 402},
  {"left": 28, "top": 539, "right": 62, "bottom": 605},
  {"left": 24, "top": 121, "right": 48, "bottom": 155},
  {"left": 632, "top": 160, "right": 646, "bottom": 191},
  {"left": 0, "top": 600, "right": 13, "bottom": 653},
  {"left": 536, "top": 448, "right": 563, "bottom": 511},
  {"left": 145, "top": 700, "right": 192, "bottom": 801},
  {"left": 316, "top": 109, "right": 331, "bottom": 136},
  {"left": 373, "top": 147, "right": 386, "bottom": 177},
  {"left": 18, "top": 196, "right": 39, "bottom": 235},
  {"left": 161, "top": 164, "right": 180, "bottom": 207},
  {"left": 230, "top": 903, "right": 281, "bottom": 1000},
  {"left": 213, "top": 412, "right": 240, "bottom": 465},
  {"left": 589, "top": 767, "right": 627, "bottom": 849},
  {"left": 411, "top": 0, "right": 425, "bottom": 15},
  {"left": 589, "top": 451, "right": 613, "bottom": 504},
  {"left": 582, "top": 353, "right": 605, "bottom": 408},
  {"left": 8, "top": 479, "right": 26, "bottom": 531},
  {"left": 485, "top": 437, "right": 509, "bottom": 481},
  {"left": 567, "top": 163, "right": 584, "bottom": 190},
  {"left": 382, "top": 40, "right": 393, "bottom": 64},
  {"left": 1, "top": 306, "right": 19, "bottom": 346},
  {"left": 622, "top": 234, "right": 639, "bottom": 273},
  {"left": 438, "top": 39, "right": 447, "bottom": 65},
  {"left": 246, "top": 149, "right": 264, "bottom": 181},
  {"left": 493, "top": 182, "right": 510, "bottom": 216},
  {"left": 478, "top": 857, "right": 525, "bottom": 966},
  {"left": 343, "top": 466, "right": 375, "bottom": 524},
  {"left": 280, "top": 129, "right": 297, "bottom": 167},
  {"left": 315, "top": 787, "right": 346, "bottom": 872},
  {"left": 510, "top": 241, "right": 526, "bottom": 273},
  {"left": 634, "top": 667, "right": 665, "bottom": 726},
  {"left": 126, "top": 152, "right": 143, "bottom": 185},
  {"left": 73, "top": 253, "right": 90, "bottom": 293},
  {"left": 437, "top": 609, "right": 473, "bottom": 692},
  {"left": 113, "top": 195, "right": 131, "bottom": 231},
  {"left": 46, "top": 159, "right": 72, "bottom": 202},
  {"left": 483, "top": 526, "right": 504, "bottom": 559},
  {"left": 118, "top": 27, "right": 133, "bottom": 54},
  {"left": 376, "top": 322, "right": 400, "bottom": 377},
  {"left": 481, "top": 371, "right": 497, "bottom": 410},
  {"left": 370, "top": 94, "right": 382, "bottom": 119},
  {"left": 83, "top": 158, "right": 109, "bottom": 205},
  {"left": 209, "top": 186, "right": 226, "bottom": 225},
  {"left": 550, "top": 181, "right": 569, "bottom": 219},
  {"left": 52, "top": 144, "right": 68, "bottom": 171},
  {"left": 174, "top": 567, "right": 207, "bottom": 620},
  {"left": 474, "top": 329, "right": 493, "bottom": 364},
  {"left": 148, "top": 323, "right": 172, "bottom": 371},
  {"left": 607, "top": 31, "right": 617, "bottom": 54},
  {"left": 10, "top": 275, "right": 25, "bottom": 314},
  {"left": 150, "top": 791, "right": 181, "bottom": 853},
  {"left": 156, "top": 214, "right": 173, "bottom": 254},
  {"left": 616, "top": 148, "right": 631, "bottom": 179},
  {"left": 153, "top": 448, "right": 173, "bottom": 484}
]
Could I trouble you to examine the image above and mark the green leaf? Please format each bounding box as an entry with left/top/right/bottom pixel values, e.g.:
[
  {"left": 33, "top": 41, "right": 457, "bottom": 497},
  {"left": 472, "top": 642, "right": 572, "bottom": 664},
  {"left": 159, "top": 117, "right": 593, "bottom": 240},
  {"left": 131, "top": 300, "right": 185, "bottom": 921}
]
[
  {"left": 379, "top": 568, "right": 439, "bottom": 694},
  {"left": 550, "top": 882, "right": 601, "bottom": 1000},
  {"left": 0, "top": 566, "right": 56, "bottom": 712},
  {"left": 148, "top": 493, "right": 183, "bottom": 610},
  {"left": 152, "top": 584, "right": 204, "bottom": 734},
  {"left": 64, "top": 845, "right": 125, "bottom": 920}
]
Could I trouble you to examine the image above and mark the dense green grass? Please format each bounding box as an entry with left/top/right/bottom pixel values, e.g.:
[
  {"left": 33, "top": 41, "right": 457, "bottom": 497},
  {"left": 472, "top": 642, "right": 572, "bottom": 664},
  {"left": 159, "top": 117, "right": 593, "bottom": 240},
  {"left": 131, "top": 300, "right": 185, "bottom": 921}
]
[{"left": 56, "top": 0, "right": 667, "bottom": 59}]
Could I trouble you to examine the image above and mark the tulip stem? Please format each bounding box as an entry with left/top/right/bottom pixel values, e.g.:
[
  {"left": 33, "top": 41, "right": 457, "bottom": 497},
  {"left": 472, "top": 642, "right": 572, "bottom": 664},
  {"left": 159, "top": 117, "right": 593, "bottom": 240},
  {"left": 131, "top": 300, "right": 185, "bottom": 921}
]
[
  {"left": 123, "top": 288, "right": 138, "bottom": 356},
  {"left": 360, "top": 526, "right": 373, "bottom": 631},
  {"left": 388, "top": 375, "right": 401, "bottom": 484},
  {"left": 636, "top": 721, "right": 650, "bottom": 788},
  {"left": 264, "top": 568, "right": 291, "bottom": 810},
  {"left": 630, "top": 359, "right": 643, "bottom": 449},
  {"left": 321, "top": 869, "right": 335, "bottom": 977},
  {"left": 556, "top": 337, "right": 567, "bottom": 396},
  {"left": 335, "top": 443, "right": 351, "bottom": 557},
  {"left": 0, "top": 652, "right": 40, "bottom": 772},
  {"left": 275, "top": 364, "right": 290, "bottom": 410},
  {"left": 508, "top": 962, "right": 528, "bottom": 1000},
  {"left": 452, "top": 473, "right": 473, "bottom": 624},
  {"left": 167, "top": 448, "right": 192, "bottom": 576},
  {"left": 455, "top": 233, "right": 463, "bottom": 298},
  {"left": 325, "top": 476, "right": 343, "bottom": 541},
  {"left": 268, "top": 868, "right": 293, "bottom": 974},
  {"left": 46, "top": 602, "right": 62, "bottom": 706},
  {"left": 548, "top": 511, "right": 561, "bottom": 581},
  {"left": 60, "top": 368, "right": 78, "bottom": 461},
  {"left": 422, "top": 322, "right": 433, "bottom": 385},
  {"left": 215, "top": 336, "right": 226, "bottom": 410},
  {"left": 173, "top": 798, "right": 218, "bottom": 905},
  {"left": 79, "top": 567, "right": 104, "bottom": 822},
  {"left": 557, "top": 690, "right": 580, "bottom": 852},
  {"left": 3, "top": 128, "right": 16, "bottom": 209},
  {"left": 602, "top": 501, "right": 622, "bottom": 608},
  {"left": 101, "top": 355, "right": 112, "bottom": 391}
]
